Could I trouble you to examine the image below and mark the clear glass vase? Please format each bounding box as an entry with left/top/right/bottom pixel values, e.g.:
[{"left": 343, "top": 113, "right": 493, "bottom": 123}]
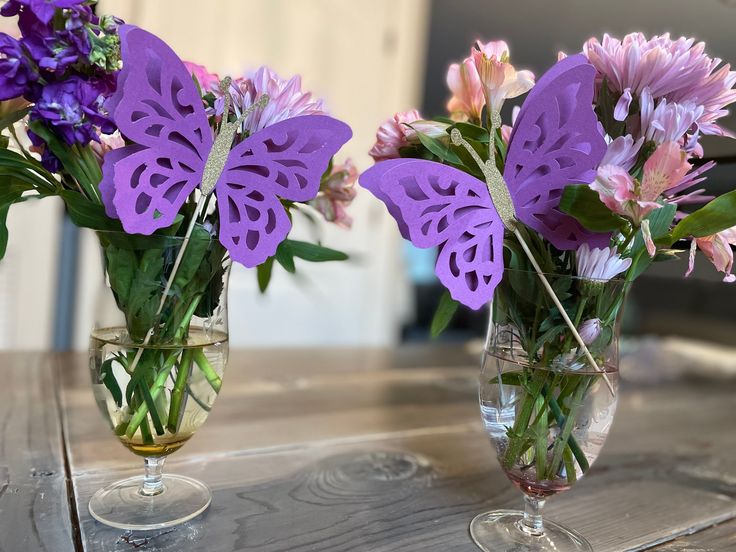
[
  {"left": 471, "top": 269, "right": 626, "bottom": 552},
  {"left": 87, "top": 230, "right": 230, "bottom": 530}
]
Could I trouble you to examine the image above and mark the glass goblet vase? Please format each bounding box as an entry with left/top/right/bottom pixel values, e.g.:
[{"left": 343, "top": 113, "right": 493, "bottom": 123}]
[
  {"left": 471, "top": 270, "right": 626, "bottom": 551},
  {"left": 87, "top": 230, "right": 230, "bottom": 530}
]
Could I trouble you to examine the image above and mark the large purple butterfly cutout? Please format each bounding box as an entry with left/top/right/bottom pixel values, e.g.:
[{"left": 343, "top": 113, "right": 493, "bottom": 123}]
[
  {"left": 100, "top": 25, "right": 352, "bottom": 267},
  {"left": 360, "top": 54, "right": 607, "bottom": 310}
]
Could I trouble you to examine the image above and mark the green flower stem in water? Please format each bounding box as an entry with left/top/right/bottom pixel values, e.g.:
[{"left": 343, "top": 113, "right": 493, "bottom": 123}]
[
  {"left": 547, "top": 380, "right": 588, "bottom": 480},
  {"left": 125, "top": 350, "right": 181, "bottom": 439},
  {"left": 502, "top": 369, "right": 548, "bottom": 470},
  {"left": 194, "top": 348, "right": 222, "bottom": 393},
  {"left": 563, "top": 446, "right": 577, "bottom": 484},
  {"left": 533, "top": 394, "right": 548, "bottom": 478},
  {"left": 542, "top": 382, "right": 589, "bottom": 473},
  {"left": 167, "top": 348, "right": 194, "bottom": 433}
]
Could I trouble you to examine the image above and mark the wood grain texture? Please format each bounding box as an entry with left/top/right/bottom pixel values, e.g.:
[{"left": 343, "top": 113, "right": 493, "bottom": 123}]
[
  {"left": 0, "top": 353, "right": 75, "bottom": 552},
  {"left": 54, "top": 349, "right": 736, "bottom": 552},
  {"left": 652, "top": 518, "right": 736, "bottom": 551}
]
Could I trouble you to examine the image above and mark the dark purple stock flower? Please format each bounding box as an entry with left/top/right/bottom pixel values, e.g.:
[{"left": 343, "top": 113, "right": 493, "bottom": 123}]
[
  {"left": 31, "top": 75, "right": 114, "bottom": 145},
  {"left": 16, "top": 2, "right": 93, "bottom": 73},
  {"left": 1, "top": 0, "right": 87, "bottom": 25},
  {"left": 0, "top": 32, "right": 35, "bottom": 100}
]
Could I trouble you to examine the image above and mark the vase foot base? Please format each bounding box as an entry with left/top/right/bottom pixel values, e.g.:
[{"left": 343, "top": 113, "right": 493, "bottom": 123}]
[
  {"left": 470, "top": 510, "right": 592, "bottom": 551},
  {"left": 88, "top": 474, "right": 211, "bottom": 530}
]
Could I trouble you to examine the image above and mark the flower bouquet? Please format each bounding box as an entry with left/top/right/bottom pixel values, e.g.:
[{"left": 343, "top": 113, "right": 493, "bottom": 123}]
[
  {"left": 0, "top": 0, "right": 353, "bottom": 529},
  {"left": 361, "top": 36, "right": 736, "bottom": 550}
]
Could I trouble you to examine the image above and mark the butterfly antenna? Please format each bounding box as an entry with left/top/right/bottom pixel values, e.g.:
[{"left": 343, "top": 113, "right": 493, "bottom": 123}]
[
  {"left": 234, "top": 93, "right": 270, "bottom": 129},
  {"left": 218, "top": 76, "right": 233, "bottom": 134}
]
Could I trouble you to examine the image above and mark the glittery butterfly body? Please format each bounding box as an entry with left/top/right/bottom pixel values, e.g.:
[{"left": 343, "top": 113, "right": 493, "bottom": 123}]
[
  {"left": 100, "top": 25, "right": 351, "bottom": 267},
  {"left": 360, "top": 54, "right": 607, "bottom": 309}
]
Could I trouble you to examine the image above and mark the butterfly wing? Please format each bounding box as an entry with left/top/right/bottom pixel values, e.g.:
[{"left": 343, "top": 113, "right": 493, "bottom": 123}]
[
  {"left": 215, "top": 115, "right": 352, "bottom": 267},
  {"left": 504, "top": 53, "right": 608, "bottom": 250},
  {"left": 100, "top": 25, "right": 212, "bottom": 234},
  {"left": 361, "top": 159, "right": 504, "bottom": 309}
]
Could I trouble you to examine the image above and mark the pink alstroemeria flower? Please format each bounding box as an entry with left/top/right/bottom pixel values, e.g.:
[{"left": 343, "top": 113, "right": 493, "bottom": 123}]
[
  {"left": 368, "top": 110, "right": 448, "bottom": 162},
  {"left": 184, "top": 61, "right": 220, "bottom": 92},
  {"left": 471, "top": 40, "right": 535, "bottom": 117},
  {"left": 90, "top": 130, "right": 125, "bottom": 163},
  {"left": 309, "top": 159, "right": 358, "bottom": 229},
  {"left": 446, "top": 57, "right": 485, "bottom": 121},
  {"left": 592, "top": 141, "right": 691, "bottom": 226},
  {"left": 687, "top": 226, "right": 736, "bottom": 282},
  {"left": 446, "top": 40, "right": 534, "bottom": 122},
  {"left": 369, "top": 109, "right": 421, "bottom": 162}
]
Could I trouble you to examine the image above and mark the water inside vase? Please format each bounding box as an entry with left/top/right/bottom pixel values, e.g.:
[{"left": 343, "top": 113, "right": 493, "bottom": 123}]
[
  {"left": 90, "top": 327, "right": 228, "bottom": 457},
  {"left": 480, "top": 354, "right": 619, "bottom": 498}
]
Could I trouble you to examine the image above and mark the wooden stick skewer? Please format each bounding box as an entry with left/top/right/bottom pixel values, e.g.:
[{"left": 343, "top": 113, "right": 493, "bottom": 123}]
[
  {"left": 513, "top": 227, "right": 616, "bottom": 396},
  {"left": 449, "top": 127, "right": 615, "bottom": 397}
]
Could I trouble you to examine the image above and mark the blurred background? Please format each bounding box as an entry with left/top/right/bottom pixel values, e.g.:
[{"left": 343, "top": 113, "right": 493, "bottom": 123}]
[{"left": 1, "top": 0, "right": 736, "bottom": 350}]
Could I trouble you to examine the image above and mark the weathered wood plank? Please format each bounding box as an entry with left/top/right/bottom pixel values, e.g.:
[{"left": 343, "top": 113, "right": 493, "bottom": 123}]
[
  {"left": 651, "top": 518, "right": 736, "bottom": 550},
  {"left": 57, "top": 347, "right": 736, "bottom": 551},
  {"left": 0, "top": 353, "right": 75, "bottom": 552}
]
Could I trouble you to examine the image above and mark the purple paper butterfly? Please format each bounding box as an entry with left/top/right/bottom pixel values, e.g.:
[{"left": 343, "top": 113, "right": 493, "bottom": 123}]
[
  {"left": 360, "top": 54, "right": 607, "bottom": 310},
  {"left": 100, "top": 25, "right": 352, "bottom": 267}
]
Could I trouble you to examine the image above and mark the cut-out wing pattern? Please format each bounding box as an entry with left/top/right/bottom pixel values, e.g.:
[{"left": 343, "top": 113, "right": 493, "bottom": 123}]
[
  {"left": 361, "top": 159, "right": 504, "bottom": 309},
  {"left": 217, "top": 115, "right": 351, "bottom": 267},
  {"left": 505, "top": 54, "right": 608, "bottom": 250}
]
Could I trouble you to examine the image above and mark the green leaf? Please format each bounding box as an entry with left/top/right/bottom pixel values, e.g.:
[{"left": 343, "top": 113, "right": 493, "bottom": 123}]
[
  {"left": 448, "top": 122, "right": 490, "bottom": 143},
  {"left": 0, "top": 148, "right": 58, "bottom": 191},
  {"left": 257, "top": 256, "right": 274, "bottom": 293},
  {"left": 275, "top": 241, "right": 296, "bottom": 273},
  {"left": 138, "top": 382, "right": 165, "bottom": 436},
  {"left": 171, "top": 224, "right": 211, "bottom": 291},
  {"left": 670, "top": 189, "right": 736, "bottom": 242},
  {"left": 413, "top": 129, "right": 462, "bottom": 164},
  {"left": 126, "top": 249, "right": 166, "bottom": 341},
  {"left": 28, "top": 121, "right": 100, "bottom": 200},
  {"left": 59, "top": 190, "right": 123, "bottom": 231},
  {"left": 100, "top": 358, "right": 123, "bottom": 407},
  {"left": 430, "top": 290, "right": 460, "bottom": 338},
  {"left": 559, "top": 185, "right": 627, "bottom": 232},
  {"left": 0, "top": 106, "right": 30, "bottom": 132},
  {"left": 283, "top": 239, "right": 348, "bottom": 262},
  {"left": 488, "top": 372, "right": 524, "bottom": 386},
  {"left": 0, "top": 176, "right": 35, "bottom": 260},
  {"left": 631, "top": 203, "right": 677, "bottom": 255},
  {"left": 104, "top": 245, "right": 137, "bottom": 309},
  {"left": 628, "top": 203, "right": 677, "bottom": 280}
]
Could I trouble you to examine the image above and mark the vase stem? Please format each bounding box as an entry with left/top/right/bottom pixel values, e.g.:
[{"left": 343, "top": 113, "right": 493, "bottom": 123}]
[
  {"left": 519, "top": 495, "right": 545, "bottom": 536},
  {"left": 140, "top": 456, "right": 166, "bottom": 497}
]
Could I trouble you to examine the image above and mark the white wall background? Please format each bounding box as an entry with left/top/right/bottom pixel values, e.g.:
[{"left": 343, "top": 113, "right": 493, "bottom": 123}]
[{"left": 0, "top": 1, "right": 431, "bottom": 349}]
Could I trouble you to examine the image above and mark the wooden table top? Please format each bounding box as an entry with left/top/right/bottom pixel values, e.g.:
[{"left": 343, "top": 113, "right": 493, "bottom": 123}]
[{"left": 1, "top": 345, "right": 734, "bottom": 551}]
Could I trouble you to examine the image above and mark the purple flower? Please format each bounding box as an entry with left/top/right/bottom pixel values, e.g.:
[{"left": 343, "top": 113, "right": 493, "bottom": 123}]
[
  {"left": 214, "top": 67, "right": 325, "bottom": 134},
  {"left": 638, "top": 88, "right": 705, "bottom": 148},
  {"left": 27, "top": 129, "right": 61, "bottom": 171},
  {"left": 1, "top": 0, "right": 87, "bottom": 25},
  {"left": 578, "top": 318, "right": 602, "bottom": 345},
  {"left": 16, "top": 2, "right": 93, "bottom": 74},
  {"left": 584, "top": 33, "right": 736, "bottom": 138},
  {"left": 0, "top": 32, "right": 35, "bottom": 100},
  {"left": 30, "top": 75, "right": 114, "bottom": 145}
]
